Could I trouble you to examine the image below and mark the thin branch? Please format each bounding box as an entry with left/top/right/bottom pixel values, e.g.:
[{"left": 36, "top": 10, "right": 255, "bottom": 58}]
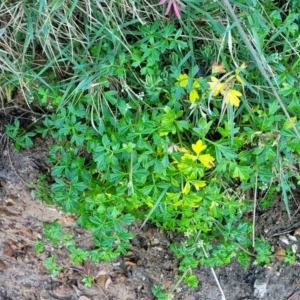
[
  {"left": 252, "top": 173, "right": 258, "bottom": 248},
  {"left": 200, "top": 244, "right": 227, "bottom": 300}
]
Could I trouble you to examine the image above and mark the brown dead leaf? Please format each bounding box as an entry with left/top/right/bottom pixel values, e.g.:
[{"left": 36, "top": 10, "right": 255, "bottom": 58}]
[
  {"left": 146, "top": 227, "right": 158, "bottom": 236},
  {"left": 292, "top": 277, "right": 299, "bottom": 287},
  {"left": 114, "top": 273, "right": 126, "bottom": 283},
  {"left": 0, "top": 206, "right": 20, "bottom": 216},
  {"left": 19, "top": 225, "right": 35, "bottom": 239},
  {"left": 125, "top": 261, "right": 137, "bottom": 267},
  {"left": 212, "top": 61, "right": 226, "bottom": 74},
  {"left": 275, "top": 248, "right": 285, "bottom": 260},
  {"left": 96, "top": 274, "right": 106, "bottom": 287},
  {"left": 3, "top": 242, "right": 13, "bottom": 257},
  {"left": 0, "top": 259, "right": 7, "bottom": 270}
]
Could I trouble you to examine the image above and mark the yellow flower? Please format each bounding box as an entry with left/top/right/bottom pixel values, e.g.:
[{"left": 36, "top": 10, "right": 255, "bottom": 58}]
[
  {"left": 182, "top": 139, "right": 215, "bottom": 169},
  {"left": 224, "top": 74, "right": 235, "bottom": 83},
  {"left": 235, "top": 74, "right": 244, "bottom": 85},
  {"left": 177, "top": 73, "right": 189, "bottom": 87},
  {"left": 189, "top": 89, "right": 199, "bottom": 103},
  {"left": 192, "top": 80, "right": 200, "bottom": 89},
  {"left": 208, "top": 63, "right": 246, "bottom": 108},
  {"left": 235, "top": 63, "right": 247, "bottom": 85},
  {"left": 208, "top": 77, "right": 243, "bottom": 107},
  {"left": 176, "top": 74, "right": 200, "bottom": 103},
  {"left": 198, "top": 154, "right": 215, "bottom": 169},
  {"left": 192, "top": 139, "right": 207, "bottom": 155},
  {"left": 208, "top": 76, "right": 226, "bottom": 96},
  {"left": 223, "top": 89, "right": 242, "bottom": 107}
]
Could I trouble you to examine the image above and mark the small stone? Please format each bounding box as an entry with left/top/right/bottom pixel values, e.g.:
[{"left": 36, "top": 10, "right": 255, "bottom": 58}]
[
  {"left": 151, "top": 238, "right": 160, "bottom": 246},
  {"left": 291, "top": 244, "right": 298, "bottom": 254},
  {"left": 254, "top": 278, "right": 268, "bottom": 298},
  {"left": 79, "top": 297, "right": 91, "bottom": 300},
  {"left": 288, "top": 234, "right": 297, "bottom": 242},
  {"left": 279, "top": 235, "right": 289, "bottom": 245}
]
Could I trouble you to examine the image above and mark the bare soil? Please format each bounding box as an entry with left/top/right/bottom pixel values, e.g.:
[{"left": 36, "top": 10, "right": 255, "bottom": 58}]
[{"left": 1, "top": 115, "right": 300, "bottom": 300}]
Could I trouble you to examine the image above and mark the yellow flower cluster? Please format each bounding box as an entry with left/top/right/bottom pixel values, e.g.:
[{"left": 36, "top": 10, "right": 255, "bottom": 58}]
[
  {"left": 207, "top": 63, "right": 247, "bottom": 107},
  {"left": 176, "top": 73, "right": 201, "bottom": 103},
  {"left": 176, "top": 63, "right": 246, "bottom": 107},
  {"left": 180, "top": 139, "right": 215, "bottom": 169},
  {"left": 178, "top": 140, "right": 214, "bottom": 196}
]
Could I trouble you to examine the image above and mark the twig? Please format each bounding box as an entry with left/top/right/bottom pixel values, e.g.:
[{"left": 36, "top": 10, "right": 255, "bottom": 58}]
[
  {"left": 95, "top": 284, "right": 109, "bottom": 300},
  {"left": 287, "top": 290, "right": 300, "bottom": 300},
  {"left": 252, "top": 173, "right": 258, "bottom": 248},
  {"left": 200, "top": 244, "right": 227, "bottom": 300},
  {"left": 48, "top": 290, "right": 73, "bottom": 300},
  {"left": 269, "top": 220, "right": 300, "bottom": 238}
]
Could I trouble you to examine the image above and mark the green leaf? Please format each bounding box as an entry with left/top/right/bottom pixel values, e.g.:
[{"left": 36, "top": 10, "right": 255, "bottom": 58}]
[
  {"left": 193, "top": 118, "right": 213, "bottom": 138},
  {"left": 52, "top": 178, "right": 67, "bottom": 192},
  {"left": 258, "top": 169, "right": 273, "bottom": 182},
  {"left": 109, "top": 168, "right": 127, "bottom": 184},
  {"left": 141, "top": 184, "right": 154, "bottom": 195},
  {"left": 184, "top": 274, "right": 199, "bottom": 288},
  {"left": 214, "top": 141, "right": 238, "bottom": 161},
  {"left": 119, "top": 214, "right": 135, "bottom": 225},
  {"left": 268, "top": 101, "right": 280, "bottom": 115},
  {"left": 140, "top": 187, "right": 168, "bottom": 229},
  {"left": 132, "top": 164, "right": 149, "bottom": 183},
  {"left": 74, "top": 181, "right": 88, "bottom": 192},
  {"left": 175, "top": 119, "right": 191, "bottom": 132},
  {"left": 232, "top": 165, "right": 253, "bottom": 181}
]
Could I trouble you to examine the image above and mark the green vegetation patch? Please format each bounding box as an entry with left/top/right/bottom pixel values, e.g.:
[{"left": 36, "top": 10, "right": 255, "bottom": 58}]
[{"left": 1, "top": 0, "right": 300, "bottom": 296}]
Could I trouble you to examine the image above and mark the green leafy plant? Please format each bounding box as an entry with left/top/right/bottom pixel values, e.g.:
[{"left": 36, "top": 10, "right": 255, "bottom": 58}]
[
  {"left": 82, "top": 276, "right": 94, "bottom": 288},
  {"left": 33, "top": 240, "right": 44, "bottom": 254},
  {"left": 3, "top": 0, "right": 300, "bottom": 297},
  {"left": 283, "top": 248, "right": 296, "bottom": 264},
  {"left": 5, "top": 119, "right": 36, "bottom": 151},
  {"left": 151, "top": 284, "right": 170, "bottom": 300},
  {"left": 31, "top": 175, "right": 53, "bottom": 204},
  {"left": 44, "top": 256, "right": 62, "bottom": 277},
  {"left": 43, "top": 222, "right": 64, "bottom": 246}
]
